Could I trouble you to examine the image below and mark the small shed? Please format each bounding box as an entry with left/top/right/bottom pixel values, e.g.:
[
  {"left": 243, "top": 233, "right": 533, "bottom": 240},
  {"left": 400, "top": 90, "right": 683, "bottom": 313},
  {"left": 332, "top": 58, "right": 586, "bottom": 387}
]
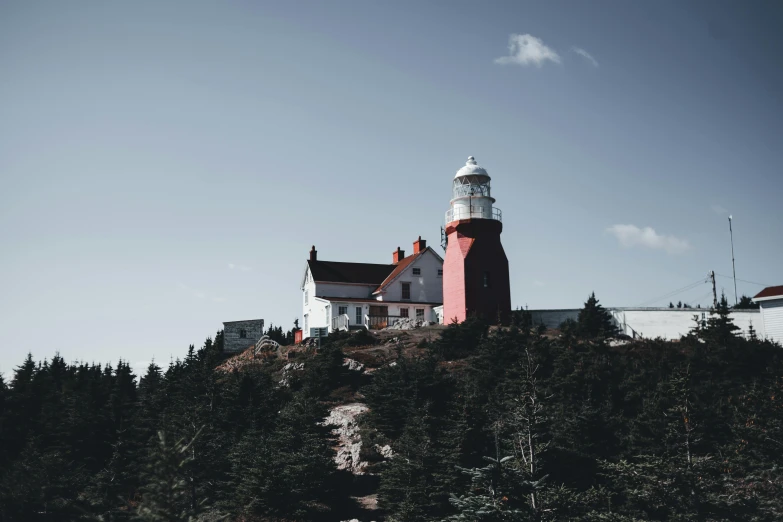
[
  {"left": 753, "top": 286, "right": 783, "bottom": 345},
  {"left": 223, "top": 319, "right": 264, "bottom": 353}
]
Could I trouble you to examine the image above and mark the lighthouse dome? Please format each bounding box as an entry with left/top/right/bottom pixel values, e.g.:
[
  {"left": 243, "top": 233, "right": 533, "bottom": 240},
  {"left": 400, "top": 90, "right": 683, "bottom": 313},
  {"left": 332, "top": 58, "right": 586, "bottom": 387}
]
[{"left": 455, "top": 156, "right": 489, "bottom": 179}]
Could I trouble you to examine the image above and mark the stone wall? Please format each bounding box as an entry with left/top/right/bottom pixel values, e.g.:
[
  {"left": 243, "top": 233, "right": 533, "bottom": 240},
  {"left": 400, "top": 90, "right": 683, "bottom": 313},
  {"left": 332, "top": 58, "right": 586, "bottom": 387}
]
[{"left": 223, "top": 319, "right": 264, "bottom": 353}]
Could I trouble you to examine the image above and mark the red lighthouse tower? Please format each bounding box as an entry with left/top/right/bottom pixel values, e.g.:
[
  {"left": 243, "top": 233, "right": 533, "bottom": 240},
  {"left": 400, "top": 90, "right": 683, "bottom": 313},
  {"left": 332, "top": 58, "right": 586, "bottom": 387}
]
[{"left": 443, "top": 156, "right": 511, "bottom": 324}]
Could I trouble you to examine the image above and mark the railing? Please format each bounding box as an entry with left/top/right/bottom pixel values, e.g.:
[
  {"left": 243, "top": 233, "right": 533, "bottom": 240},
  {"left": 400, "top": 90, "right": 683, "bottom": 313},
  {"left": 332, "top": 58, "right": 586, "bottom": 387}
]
[
  {"left": 367, "top": 315, "right": 404, "bottom": 330},
  {"left": 445, "top": 206, "right": 502, "bottom": 223},
  {"left": 332, "top": 314, "right": 350, "bottom": 332},
  {"left": 254, "top": 335, "right": 280, "bottom": 356}
]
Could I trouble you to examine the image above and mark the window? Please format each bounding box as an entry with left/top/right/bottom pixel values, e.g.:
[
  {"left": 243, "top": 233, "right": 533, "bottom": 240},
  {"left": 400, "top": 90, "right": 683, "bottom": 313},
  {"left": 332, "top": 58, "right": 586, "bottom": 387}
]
[
  {"left": 239, "top": 328, "right": 247, "bottom": 339},
  {"left": 416, "top": 308, "right": 424, "bottom": 319},
  {"left": 304, "top": 290, "right": 308, "bottom": 305},
  {"left": 413, "top": 267, "right": 421, "bottom": 276},
  {"left": 402, "top": 282, "right": 411, "bottom": 300},
  {"left": 437, "top": 269, "right": 443, "bottom": 277},
  {"left": 400, "top": 307, "right": 409, "bottom": 318},
  {"left": 338, "top": 305, "right": 348, "bottom": 316},
  {"left": 483, "top": 271, "right": 491, "bottom": 288},
  {"left": 355, "top": 306, "right": 362, "bottom": 325}
]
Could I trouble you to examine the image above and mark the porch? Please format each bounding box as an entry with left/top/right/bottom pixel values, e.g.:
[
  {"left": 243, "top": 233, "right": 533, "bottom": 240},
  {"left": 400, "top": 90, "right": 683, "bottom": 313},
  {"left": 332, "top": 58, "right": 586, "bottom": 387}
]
[{"left": 330, "top": 303, "right": 437, "bottom": 332}]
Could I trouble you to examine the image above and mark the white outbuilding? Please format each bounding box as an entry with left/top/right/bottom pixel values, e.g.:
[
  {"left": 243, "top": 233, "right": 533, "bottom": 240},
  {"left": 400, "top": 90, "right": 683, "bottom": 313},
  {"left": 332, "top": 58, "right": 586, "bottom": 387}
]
[{"left": 753, "top": 286, "right": 783, "bottom": 345}]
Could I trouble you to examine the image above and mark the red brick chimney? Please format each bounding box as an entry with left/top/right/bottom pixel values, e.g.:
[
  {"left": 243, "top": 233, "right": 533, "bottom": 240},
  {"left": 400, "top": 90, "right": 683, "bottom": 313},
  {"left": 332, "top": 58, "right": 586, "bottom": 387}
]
[
  {"left": 310, "top": 245, "right": 317, "bottom": 262},
  {"left": 413, "top": 236, "right": 426, "bottom": 254},
  {"left": 393, "top": 246, "right": 405, "bottom": 264}
]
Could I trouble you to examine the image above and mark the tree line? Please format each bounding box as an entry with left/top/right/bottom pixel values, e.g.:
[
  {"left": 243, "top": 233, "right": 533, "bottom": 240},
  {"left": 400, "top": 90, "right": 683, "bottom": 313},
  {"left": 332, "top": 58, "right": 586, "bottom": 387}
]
[{"left": 1, "top": 294, "right": 781, "bottom": 521}]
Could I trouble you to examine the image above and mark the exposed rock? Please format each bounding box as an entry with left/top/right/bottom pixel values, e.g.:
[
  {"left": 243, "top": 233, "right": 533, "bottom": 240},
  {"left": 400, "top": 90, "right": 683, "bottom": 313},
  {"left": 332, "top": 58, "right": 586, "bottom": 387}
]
[
  {"left": 385, "top": 318, "right": 434, "bottom": 331},
  {"left": 375, "top": 444, "right": 394, "bottom": 459},
  {"left": 343, "top": 358, "right": 365, "bottom": 372},
  {"left": 323, "top": 403, "right": 369, "bottom": 474}
]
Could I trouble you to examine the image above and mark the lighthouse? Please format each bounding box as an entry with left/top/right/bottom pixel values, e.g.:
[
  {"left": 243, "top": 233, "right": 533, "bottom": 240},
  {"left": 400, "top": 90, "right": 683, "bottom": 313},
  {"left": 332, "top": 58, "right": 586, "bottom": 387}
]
[{"left": 442, "top": 156, "right": 511, "bottom": 324}]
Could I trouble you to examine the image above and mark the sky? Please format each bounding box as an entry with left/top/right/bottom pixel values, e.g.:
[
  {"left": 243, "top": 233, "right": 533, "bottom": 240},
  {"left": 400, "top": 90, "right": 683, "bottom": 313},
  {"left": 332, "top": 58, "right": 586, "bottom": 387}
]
[{"left": 1, "top": 0, "right": 782, "bottom": 377}]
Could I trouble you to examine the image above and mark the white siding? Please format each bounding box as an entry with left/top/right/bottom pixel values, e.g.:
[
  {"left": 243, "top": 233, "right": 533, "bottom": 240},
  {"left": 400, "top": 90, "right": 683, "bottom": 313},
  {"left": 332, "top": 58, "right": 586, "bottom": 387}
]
[
  {"left": 314, "top": 282, "right": 376, "bottom": 299},
  {"left": 433, "top": 305, "right": 444, "bottom": 324},
  {"left": 330, "top": 301, "right": 371, "bottom": 326},
  {"left": 612, "top": 309, "right": 762, "bottom": 341},
  {"left": 380, "top": 249, "right": 444, "bottom": 303},
  {"left": 302, "top": 267, "right": 331, "bottom": 338},
  {"left": 760, "top": 299, "right": 783, "bottom": 344},
  {"left": 526, "top": 308, "right": 764, "bottom": 341}
]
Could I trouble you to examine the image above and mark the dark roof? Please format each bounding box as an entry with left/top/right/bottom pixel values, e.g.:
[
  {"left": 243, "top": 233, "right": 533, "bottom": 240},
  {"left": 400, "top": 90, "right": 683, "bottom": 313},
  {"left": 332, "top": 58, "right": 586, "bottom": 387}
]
[
  {"left": 753, "top": 285, "right": 783, "bottom": 300},
  {"left": 373, "top": 249, "right": 426, "bottom": 293},
  {"left": 308, "top": 260, "right": 396, "bottom": 285}
]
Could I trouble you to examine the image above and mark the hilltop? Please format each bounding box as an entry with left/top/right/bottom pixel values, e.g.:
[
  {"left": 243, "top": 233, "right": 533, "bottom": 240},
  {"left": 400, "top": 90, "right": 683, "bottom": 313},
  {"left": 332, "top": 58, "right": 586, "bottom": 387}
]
[{"left": 1, "top": 298, "right": 782, "bottom": 521}]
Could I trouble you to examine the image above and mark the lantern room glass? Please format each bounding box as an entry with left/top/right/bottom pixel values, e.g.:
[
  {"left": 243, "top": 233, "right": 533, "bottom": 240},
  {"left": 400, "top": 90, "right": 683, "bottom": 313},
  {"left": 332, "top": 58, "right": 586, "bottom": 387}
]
[{"left": 452, "top": 176, "right": 491, "bottom": 198}]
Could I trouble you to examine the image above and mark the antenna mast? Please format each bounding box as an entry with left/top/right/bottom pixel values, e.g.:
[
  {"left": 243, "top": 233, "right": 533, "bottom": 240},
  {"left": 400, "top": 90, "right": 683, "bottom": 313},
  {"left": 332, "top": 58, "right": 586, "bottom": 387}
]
[{"left": 728, "top": 215, "right": 738, "bottom": 306}]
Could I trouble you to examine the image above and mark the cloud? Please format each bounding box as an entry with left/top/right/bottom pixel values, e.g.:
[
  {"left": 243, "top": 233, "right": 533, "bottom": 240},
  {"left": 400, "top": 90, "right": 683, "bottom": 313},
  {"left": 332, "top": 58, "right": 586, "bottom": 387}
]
[
  {"left": 572, "top": 47, "right": 599, "bottom": 67},
  {"left": 494, "top": 34, "right": 561, "bottom": 67},
  {"left": 533, "top": 280, "right": 546, "bottom": 288},
  {"left": 710, "top": 204, "right": 728, "bottom": 215},
  {"left": 212, "top": 297, "right": 227, "bottom": 303},
  {"left": 606, "top": 224, "right": 690, "bottom": 255},
  {"left": 228, "top": 263, "right": 251, "bottom": 271}
]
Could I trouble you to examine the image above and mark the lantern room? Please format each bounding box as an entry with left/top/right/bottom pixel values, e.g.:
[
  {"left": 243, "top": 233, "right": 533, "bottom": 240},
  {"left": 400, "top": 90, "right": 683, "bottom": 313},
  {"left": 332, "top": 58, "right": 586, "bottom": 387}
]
[{"left": 446, "top": 156, "right": 502, "bottom": 223}]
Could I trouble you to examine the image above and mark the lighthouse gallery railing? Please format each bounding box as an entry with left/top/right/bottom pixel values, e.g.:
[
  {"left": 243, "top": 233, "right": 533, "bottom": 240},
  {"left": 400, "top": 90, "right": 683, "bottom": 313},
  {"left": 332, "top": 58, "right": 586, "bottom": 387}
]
[{"left": 445, "top": 206, "right": 502, "bottom": 223}]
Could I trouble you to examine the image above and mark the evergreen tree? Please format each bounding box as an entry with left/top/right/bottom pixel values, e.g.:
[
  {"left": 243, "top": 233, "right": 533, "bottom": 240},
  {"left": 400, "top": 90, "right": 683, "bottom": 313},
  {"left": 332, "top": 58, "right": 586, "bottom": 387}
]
[
  {"left": 735, "top": 295, "right": 760, "bottom": 310},
  {"left": 576, "top": 293, "right": 619, "bottom": 340},
  {"left": 136, "top": 430, "right": 203, "bottom": 521},
  {"left": 379, "top": 410, "right": 437, "bottom": 521},
  {"left": 702, "top": 293, "right": 740, "bottom": 344},
  {"left": 444, "top": 455, "right": 531, "bottom": 521}
]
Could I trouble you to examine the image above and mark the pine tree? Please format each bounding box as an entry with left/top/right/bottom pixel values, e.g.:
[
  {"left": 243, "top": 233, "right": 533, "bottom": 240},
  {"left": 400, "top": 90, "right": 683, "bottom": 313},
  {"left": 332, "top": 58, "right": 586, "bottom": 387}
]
[
  {"left": 379, "top": 410, "right": 437, "bottom": 521},
  {"left": 702, "top": 293, "right": 740, "bottom": 344},
  {"left": 735, "top": 295, "right": 760, "bottom": 310},
  {"left": 508, "top": 344, "right": 550, "bottom": 514},
  {"left": 748, "top": 321, "right": 758, "bottom": 341},
  {"left": 576, "top": 293, "right": 618, "bottom": 340},
  {"left": 444, "top": 455, "right": 531, "bottom": 521},
  {"left": 136, "top": 430, "right": 203, "bottom": 522}
]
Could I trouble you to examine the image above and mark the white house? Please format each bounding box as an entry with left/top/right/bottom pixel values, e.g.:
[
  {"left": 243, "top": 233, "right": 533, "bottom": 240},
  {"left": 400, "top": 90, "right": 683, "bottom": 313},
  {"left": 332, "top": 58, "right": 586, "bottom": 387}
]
[
  {"left": 301, "top": 237, "right": 444, "bottom": 338},
  {"left": 753, "top": 286, "right": 783, "bottom": 344}
]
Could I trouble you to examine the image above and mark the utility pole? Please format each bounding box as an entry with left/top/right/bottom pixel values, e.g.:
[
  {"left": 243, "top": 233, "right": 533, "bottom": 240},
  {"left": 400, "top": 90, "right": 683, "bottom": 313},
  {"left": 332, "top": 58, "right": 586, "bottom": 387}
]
[
  {"left": 709, "top": 271, "right": 717, "bottom": 309},
  {"left": 728, "top": 215, "right": 738, "bottom": 306}
]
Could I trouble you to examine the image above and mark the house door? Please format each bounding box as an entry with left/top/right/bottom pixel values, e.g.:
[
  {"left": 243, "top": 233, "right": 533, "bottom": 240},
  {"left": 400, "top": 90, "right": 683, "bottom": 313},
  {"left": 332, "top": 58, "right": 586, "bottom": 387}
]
[{"left": 369, "top": 305, "right": 389, "bottom": 329}]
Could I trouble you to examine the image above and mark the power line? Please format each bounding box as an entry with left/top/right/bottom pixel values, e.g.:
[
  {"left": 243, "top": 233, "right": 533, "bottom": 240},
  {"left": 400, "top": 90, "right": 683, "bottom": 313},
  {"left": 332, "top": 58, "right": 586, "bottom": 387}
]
[
  {"left": 637, "top": 278, "right": 709, "bottom": 307},
  {"left": 714, "top": 273, "right": 770, "bottom": 288},
  {"left": 687, "top": 291, "right": 716, "bottom": 308}
]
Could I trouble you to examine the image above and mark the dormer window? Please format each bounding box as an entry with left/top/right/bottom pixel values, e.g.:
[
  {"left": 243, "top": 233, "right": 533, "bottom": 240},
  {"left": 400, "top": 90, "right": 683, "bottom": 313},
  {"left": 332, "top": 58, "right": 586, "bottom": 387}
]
[{"left": 413, "top": 268, "right": 421, "bottom": 276}]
